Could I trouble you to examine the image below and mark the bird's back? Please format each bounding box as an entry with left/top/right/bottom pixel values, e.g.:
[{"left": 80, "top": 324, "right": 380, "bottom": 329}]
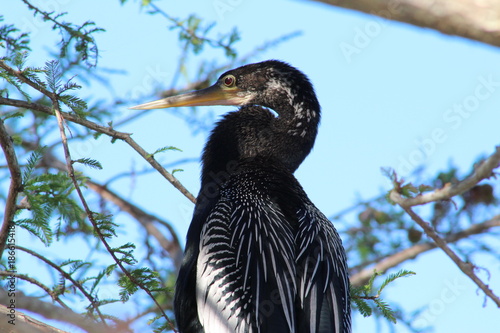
[{"left": 175, "top": 158, "right": 350, "bottom": 333}]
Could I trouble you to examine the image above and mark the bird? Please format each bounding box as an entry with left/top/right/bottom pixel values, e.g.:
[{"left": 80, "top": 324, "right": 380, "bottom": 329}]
[{"left": 131, "top": 60, "right": 351, "bottom": 333}]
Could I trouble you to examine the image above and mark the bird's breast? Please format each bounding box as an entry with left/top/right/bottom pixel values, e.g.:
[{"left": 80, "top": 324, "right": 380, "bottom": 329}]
[{"left": 195, "top": 166, "right": 302, "bottom": 333}]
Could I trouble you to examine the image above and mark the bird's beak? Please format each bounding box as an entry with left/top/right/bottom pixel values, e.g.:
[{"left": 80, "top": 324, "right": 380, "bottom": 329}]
[{"left": 129, "top": 84, "right": 253, "bottom": 110}]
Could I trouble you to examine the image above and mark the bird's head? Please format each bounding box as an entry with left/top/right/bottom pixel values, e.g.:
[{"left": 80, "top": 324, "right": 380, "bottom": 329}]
[{"left": 130, "top": 60, "right": 319, "bottom": 121}]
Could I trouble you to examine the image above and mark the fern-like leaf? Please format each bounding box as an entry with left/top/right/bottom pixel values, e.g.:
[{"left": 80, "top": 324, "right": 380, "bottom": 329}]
[
  {"left": 22, "top": 147, "right": 45, "bottom": 183},
  {"left": 374, "top": 298, "right": 396, "bottom": 323},
  {"left": 352, "top": 297, "right": 372, "bottom": 317},
  {"left": 149, "top": 145, "right": 182, "bottom": 158},
  {"left": 44, "top": 60, "right": 62, "bottom": 93},
  {"left": 73, "top": 158, "right": 102, "bottom": 170},
  {"left": 378, "top": 269, "right": 416, "bottom": 294}
]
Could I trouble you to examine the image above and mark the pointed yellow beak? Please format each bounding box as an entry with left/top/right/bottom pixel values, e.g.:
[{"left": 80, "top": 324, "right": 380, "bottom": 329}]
[{"left": 130, "top": 84, "right": 253, "bottom": 110}]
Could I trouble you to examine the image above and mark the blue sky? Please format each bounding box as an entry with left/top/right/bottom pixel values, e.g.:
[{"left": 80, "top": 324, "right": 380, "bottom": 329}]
[{"left": 5, "top": 0, "right": 500, "bottom": 332}]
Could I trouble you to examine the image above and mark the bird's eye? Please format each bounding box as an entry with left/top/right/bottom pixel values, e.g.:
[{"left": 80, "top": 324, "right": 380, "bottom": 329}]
[{"left": 223, "top": 75, "right": 235, "bottom": 87}]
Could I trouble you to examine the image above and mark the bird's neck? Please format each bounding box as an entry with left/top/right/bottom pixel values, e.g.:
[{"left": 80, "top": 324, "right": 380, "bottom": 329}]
[{"left": 200, "top": 101, "right": 320, "bottom": 190}]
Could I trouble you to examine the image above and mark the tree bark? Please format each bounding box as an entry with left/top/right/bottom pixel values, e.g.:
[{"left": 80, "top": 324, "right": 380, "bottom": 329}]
[
  {"left": 313, "top": 0, "right": 500, "bottom": 47},
  {"left": 0, "top": 305, "right": 69, "bottom": 333}
]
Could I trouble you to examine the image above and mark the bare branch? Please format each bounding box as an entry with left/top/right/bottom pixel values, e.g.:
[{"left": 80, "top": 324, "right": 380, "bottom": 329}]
[
  {"left": 384, "top": 146, "right": 500, "bottom": 306},
  {"left": 350, "top": 215, "right": 500, "bottom": 286},
  {"left": 0, "top": 289, "right": 114, "bottom": 333},
  {"left": 314, "top": 0, "right": 500, "bottom": 48},
  {"left": 402, "top": 207, "right": 500, "bottom": 307},
  {"left": 390, "top": 146, "right": 500, "bottom": 207},
  {"left": 0, "top": 304, "right": 69, "bottom": 333},
  {"left": 0, "top": 118, "right": 22, "bottom": 261}
]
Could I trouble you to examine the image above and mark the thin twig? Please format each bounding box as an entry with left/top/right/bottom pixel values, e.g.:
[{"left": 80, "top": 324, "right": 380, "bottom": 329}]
[
  {"left": 387, "top": 147, "right": 500, "bottom": 307},
  {"left": 390, "top": 146, "right": 500, "bottom": 207},
  {"left": 350, "top": 215, "right": 500, "bottom": 286},
  {"left": 0, "top": 118, "right": 22, "bottom": 261},
  {"left": 31, "top": 144, "right": 185, "bottom": 269},
  {"left": 0, "top": 94, "right": 196, "bottom": 203},
  {"left": 48, "top": 85, "right": 178, "bottom": 330},
  {"left": 401, "top": 206, "right": 500, "bottom": 307},
  {"left": 0, "top": 271, "right": 68, "bottom": 308},
  {"left": 86, "top": 181, "right": 183, "bottom": 270},
  {"left": 16, "top": 246, "right": 108, "bottom": 324}
]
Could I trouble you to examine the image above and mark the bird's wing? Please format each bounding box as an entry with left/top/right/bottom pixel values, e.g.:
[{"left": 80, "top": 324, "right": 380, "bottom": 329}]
[
  {"left": 196, "top": 197, "right": 298, "bottom": 333},
  {"left": 295, "top": 204, "right": 351, "bottom": 333},
  {"left": 174, "top": 195, "right": 217, "bottom": 333}
]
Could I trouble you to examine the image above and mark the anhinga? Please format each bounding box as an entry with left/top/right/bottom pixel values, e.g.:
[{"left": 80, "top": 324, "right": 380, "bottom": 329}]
[{"left": 131, "top": 60, "right": 351, "bottom": 333}]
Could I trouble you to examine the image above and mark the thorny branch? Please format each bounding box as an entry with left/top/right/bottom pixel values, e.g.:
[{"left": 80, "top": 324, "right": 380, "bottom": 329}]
[
  {"left": 0, "top": 57, "right": 182, "bottom": 330},
  {"left": 403, "top": 206, "right": 500, "bottom": 307}
]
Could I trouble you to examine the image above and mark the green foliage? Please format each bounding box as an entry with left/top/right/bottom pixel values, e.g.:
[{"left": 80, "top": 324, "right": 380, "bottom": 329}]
[
  {"left": 172, "top": 168, "right": 184, "bottom": 175},
  {"left": 150, "top": 5, "right": 240, "bottom": 59},
  {"left": 22, "top": 147, "right": 45, "bottom": 183},
  {"left": 73, "top": 158, "right": 103, "bottom": 170},
  {"left": 92, "top": 213, "right": 117, "bottom": 238},
  {"left": 44, "top": 60, "right": 62, "bottom": 93},
  {"left": 21, "top": 0, "right": 104, "bottom": 67},
  {"left": 15, "top": 148, "right": 89, "bottom": 245},
  {"left": 43, "top": 59, "right": 88, "bottom": 116},
  {"left": 118, "top": 267, "right": 160, "bottom": 302},
  {"left": 148, "top": 145, "right": 182, "bottom": 158},
  {"left": 112, "top": 242, "right": 137, "bottom": 266},
  {"left": 351, "top": 270, "right": 416, "bottom": 323},
  {"left": 0, "top": 16, "right": 30, "bottom": 54},
  {"left": 382, "top": 167, "right": 435, "bottom": 200},
  {"left": 0, "top": 111, "right": 24, "bottom": 121}
]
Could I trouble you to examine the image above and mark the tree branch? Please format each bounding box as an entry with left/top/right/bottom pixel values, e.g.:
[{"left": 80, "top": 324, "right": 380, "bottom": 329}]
[
  {"left": 16, "top": 246, "right": 107, "bottom": 323},
  {"left": 0, "top": 93, "right": 196, "bottom": 203},
  {"left": 402, "top": 207, "right": 500, "bottom": 307},
  {"left": 0, "top": 304, "right": 69, "bottom": 333},
  {"left": 314, "top": 0, "right": 500, "bottom": 48},
  {"left": 44, "top": 78, "right": 177, "bottom": 331},
  {"left": 390, "top": 146, "right": 500, "bottom": 207},
  {"left": 0, "top": 289, "right": 113, "bottom": 333},
  {"left": 86, "top": 181, "right": 183, "bottom": 269},
  {"left": 0, "top": 58, "right": 196, "bottom": 203},
  {"left": 0, "top": 271, "right": 68, "bottom": 308},
  {"left": 30, "top": 144, "right": 184, "bottom": 270},
  {"left": 385, "top": 146, "right": 500, "bottom": 307},
  {"left": 350, "top": 214, "right": 500, "bottom": 286},
  {"left": 0, "top": 117, "right": 22, "bottom": 261}
]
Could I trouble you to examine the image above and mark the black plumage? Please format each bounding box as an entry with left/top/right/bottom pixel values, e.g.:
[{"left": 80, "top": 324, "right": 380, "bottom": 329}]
[{"left": 131, "top": 60, "right": 351, "bottom": 333}]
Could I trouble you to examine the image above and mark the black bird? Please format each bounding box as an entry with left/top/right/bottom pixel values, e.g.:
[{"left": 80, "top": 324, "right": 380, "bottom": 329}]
[{"left": 131, "top": 60, "right": 351, "bottom": 333}]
